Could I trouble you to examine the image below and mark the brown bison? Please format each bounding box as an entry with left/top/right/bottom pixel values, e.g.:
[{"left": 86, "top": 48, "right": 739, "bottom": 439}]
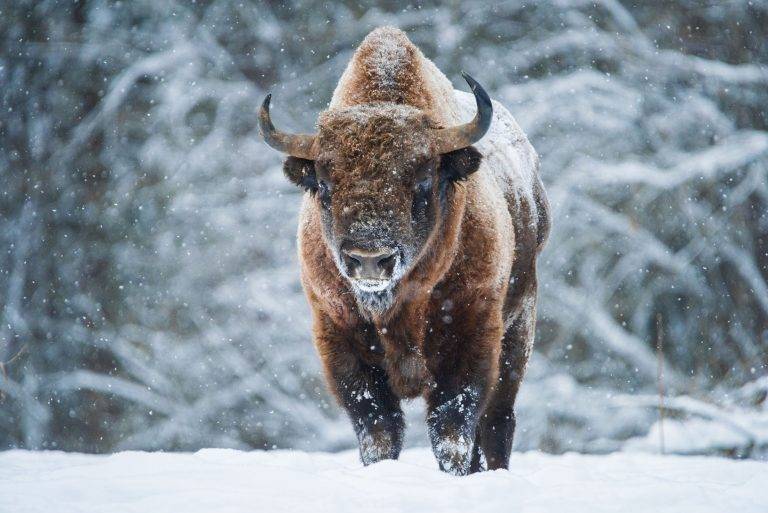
[{"left": 259, "top": 27, "right": 550, "bottom": 475}]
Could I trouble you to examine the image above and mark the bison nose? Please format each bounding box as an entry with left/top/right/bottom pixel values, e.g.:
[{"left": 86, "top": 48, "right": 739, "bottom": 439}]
[{"left": 342, "top": 247, "right": 399, "bottom": 280}]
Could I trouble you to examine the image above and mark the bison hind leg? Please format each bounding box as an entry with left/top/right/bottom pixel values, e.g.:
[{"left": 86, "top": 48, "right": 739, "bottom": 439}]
[
  {"left": 479, "top": 312, "right": 531, "bottom": 469},
  {"left": 469, "top": 430, "right": 486, "bottom": 473},
  {"left": 478, "top": 407, "right": 516, "bottom": 470}
]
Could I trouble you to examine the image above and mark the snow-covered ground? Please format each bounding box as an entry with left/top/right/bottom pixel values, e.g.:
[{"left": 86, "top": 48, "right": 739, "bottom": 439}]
[{"left": 1, "top": 449, "right": 765, "bottom": 513}]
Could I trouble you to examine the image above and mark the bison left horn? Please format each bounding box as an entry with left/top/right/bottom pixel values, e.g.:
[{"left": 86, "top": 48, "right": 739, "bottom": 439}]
[
  {"left": 258, "top": 94, "right": 317, "bottom": 159},
  {"left": 431, "top": 72, "right": 493, "bottom": 154}
]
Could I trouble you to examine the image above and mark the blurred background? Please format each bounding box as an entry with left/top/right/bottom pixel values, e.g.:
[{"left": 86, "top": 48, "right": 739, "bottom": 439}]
[{"left": 1, "top": 0, "right": 767, "bottom": 458}]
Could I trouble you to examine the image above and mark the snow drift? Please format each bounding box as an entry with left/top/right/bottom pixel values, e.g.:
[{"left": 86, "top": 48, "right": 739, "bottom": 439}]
[{"left": 1, "top": 449, "right": 766, "bottom": 513}]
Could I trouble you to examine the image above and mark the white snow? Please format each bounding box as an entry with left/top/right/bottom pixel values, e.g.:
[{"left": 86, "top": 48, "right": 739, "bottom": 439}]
[{"left": 1, "top": 449, "right": 766, "bottom": 513}]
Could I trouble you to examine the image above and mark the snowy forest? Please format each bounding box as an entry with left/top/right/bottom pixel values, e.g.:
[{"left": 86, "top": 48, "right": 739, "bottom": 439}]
[{"left": 1, "top": 0, "right": 767, "bottom": 458}]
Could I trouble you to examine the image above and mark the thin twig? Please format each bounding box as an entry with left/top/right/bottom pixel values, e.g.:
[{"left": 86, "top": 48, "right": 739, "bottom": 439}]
[
  {"left": 0, "top": 344, "right": 28, "bottom": 401},
  {"left": 656, "top": 314, "right": 665, "bottom": 455}
]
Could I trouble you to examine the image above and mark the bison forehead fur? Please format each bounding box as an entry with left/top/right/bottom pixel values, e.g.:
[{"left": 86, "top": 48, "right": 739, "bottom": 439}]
[
  {"left": 316, "top": 103, "right": 433, "bottom": 232},
  {"left": 274, "top": 26, "right": 550, "bottom": 475}
]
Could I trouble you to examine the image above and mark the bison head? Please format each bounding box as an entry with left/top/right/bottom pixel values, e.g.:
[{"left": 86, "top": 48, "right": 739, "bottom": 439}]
[{"left": 259, "top": 73, "right": 492, "bottom": 311}]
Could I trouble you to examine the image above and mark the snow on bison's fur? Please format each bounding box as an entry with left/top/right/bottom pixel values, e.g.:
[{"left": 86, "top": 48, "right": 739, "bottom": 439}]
[{"left": 259, "top": 26, "right": 550, "bottom": 475}]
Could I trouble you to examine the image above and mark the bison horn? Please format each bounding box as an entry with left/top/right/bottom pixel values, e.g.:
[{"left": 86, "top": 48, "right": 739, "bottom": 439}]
[
  {"left": 432, "top": 72, "right": 493, "bottom": 154},
  {"left": 258, "top": 94, "right": 317, "bottom": 159}
]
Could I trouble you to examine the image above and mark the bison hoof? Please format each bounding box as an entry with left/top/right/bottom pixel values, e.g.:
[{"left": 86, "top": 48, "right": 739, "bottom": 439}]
[
  {"left": 358, "top": 429, "right": 400, "bottom": 465},
  {"left": 432, "top": 431, "right": 474, "bottom": 476}
]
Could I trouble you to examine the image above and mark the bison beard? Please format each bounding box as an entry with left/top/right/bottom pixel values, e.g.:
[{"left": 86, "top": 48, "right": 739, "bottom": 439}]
[{"left": 260, "top": 26, "right": 549, "bottom": 475}]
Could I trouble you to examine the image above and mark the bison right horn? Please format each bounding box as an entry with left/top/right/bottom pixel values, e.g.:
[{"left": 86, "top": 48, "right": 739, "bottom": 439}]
[
  {"left": 258, "top": 94, "right": 317, "bottom": 159},
  {"left": 431, "top": 72, "right": 493, "bottom": 154}
]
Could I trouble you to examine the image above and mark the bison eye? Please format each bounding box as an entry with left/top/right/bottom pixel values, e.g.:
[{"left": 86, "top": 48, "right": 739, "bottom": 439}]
[
  {"left": 318, "top": 180, "right": 332, "bottom": 209},
  {"left": 412, "top": 176, "right": 432, "bottom": 220}
]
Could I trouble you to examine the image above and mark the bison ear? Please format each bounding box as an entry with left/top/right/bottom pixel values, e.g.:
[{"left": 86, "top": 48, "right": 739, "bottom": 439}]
[
  {"left": 440, "top": 146, "right": 482, "bottom": 182},
  {"left": 283, "top": 157, "right": 318, "bottom": 191}
]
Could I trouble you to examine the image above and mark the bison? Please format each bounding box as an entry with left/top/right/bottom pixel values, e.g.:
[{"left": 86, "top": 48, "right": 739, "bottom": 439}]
[{"left": 259, "top": 27, "right": 550, "bottom": 475}]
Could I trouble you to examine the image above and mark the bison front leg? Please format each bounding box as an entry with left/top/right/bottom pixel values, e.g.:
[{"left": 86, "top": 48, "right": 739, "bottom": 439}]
[
  {"left": 316, "top": 323, "right": 404, "bottom": 465},
  {"left": 425, "top": 297, "right": 503, "bottom": 475},
  {"left": 426, "top": 382, "right": 485, "bottom": 475},
  {"left": 334, "top": 363, "right": 405, "bottom": 465}
]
